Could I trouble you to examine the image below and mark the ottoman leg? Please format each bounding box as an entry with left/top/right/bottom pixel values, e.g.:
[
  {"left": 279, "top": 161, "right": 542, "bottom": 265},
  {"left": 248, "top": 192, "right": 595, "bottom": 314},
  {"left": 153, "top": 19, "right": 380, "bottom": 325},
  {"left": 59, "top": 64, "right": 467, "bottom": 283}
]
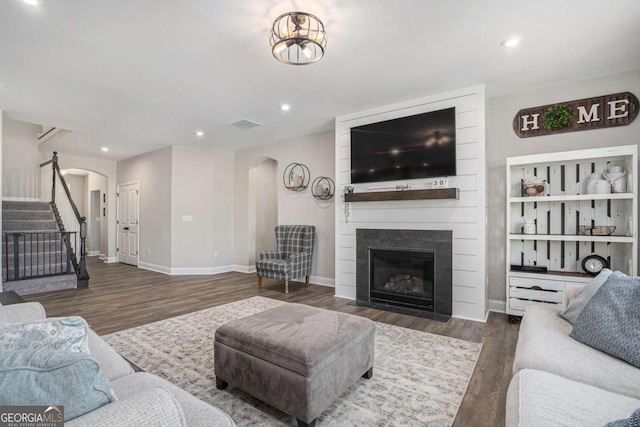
[
  {"left": 297, "top": 419, "right": 316, "bottom": 427},
  {"left": 305, "top": 275, "right": 310, "bottom": 287},
  {"left": 284, "top": 280, "right": 289, "bottom": 294},
  {"left": 362, "top": 367, "right": 373, "bottom": 379},
  {"left": 257, "top": 277, "right": 262, "bottom": 288},
  {"left": 216, "top": 378, "right": 228, "bottom": 390}
]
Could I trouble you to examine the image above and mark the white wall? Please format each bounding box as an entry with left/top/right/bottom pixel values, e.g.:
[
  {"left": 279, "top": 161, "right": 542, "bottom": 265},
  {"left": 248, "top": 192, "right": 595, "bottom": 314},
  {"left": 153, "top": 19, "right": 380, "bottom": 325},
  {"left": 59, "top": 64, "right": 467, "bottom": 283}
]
[
  {"left": 335, "top": 86, "right": 488, "bottom": 321},
  {"left": 2, "top": 117, "right": 44, "bottom": 200},
  {"left": 117, "top": 147, "right": 172, "bottom": 270},
  {"left": 234, "top": 131, "right": 335, "bottom": 285},
  {"left": 170, "top": 145, "right": 234, "bottom": 273},
  {"left": 486, "top": 69, "right": 640, "bottom": 304}
]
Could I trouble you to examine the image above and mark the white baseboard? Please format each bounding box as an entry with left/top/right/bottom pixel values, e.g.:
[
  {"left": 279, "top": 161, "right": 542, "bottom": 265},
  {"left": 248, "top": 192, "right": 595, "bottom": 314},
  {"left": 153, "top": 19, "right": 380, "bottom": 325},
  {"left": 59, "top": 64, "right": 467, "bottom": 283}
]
[
  {"left": 2, "top": 197, "right": 41, "bottom": 202},
  {"left": 138, "top": 262, "right": 171, "bottom": 275},
  {"left": 102, "top": 256, "right": 117, "bottom": 263},
  {"left": 309, "top": 275, "right": 335, "bottom": 287},
  {"left": 87, "top": 251, "right": 100, "bottom": 256},
  {"left": 489, "top": 299, "right": 506, "bottom": 313},
  {"left": 170, "top": 265, "right": 232, "bottom": 275},
  {"left": 232, "top": 265, "right": 256, "bottom": 274}
]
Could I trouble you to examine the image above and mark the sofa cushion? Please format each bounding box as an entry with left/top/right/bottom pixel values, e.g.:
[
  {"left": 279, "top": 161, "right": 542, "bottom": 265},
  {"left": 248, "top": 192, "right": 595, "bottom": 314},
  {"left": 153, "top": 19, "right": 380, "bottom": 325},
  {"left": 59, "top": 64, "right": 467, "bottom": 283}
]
[
  {"left": 513, "top": 305, "right": 640, "bottom": 399},
  {"left": 0, "top": 316, "right": 90, "bottom": 354},
  {"left": 111, "top": 372, "right": 235, "bottom": 427},
  {"left": 506, "top": 369, "right": 640, "bottom": 427},
  {"left": 0, "top": 302, "right": 46, "bottom": 323},
  {"left": 66, "top": 387, "right": 187, "bottom": 427},
  {"left": 558, "top": 268, "right": 611, "bottom": 324},
  {"left": 570, "top": 271, "right": 640, "bottom": 368},
  {"left": 0, "top": 348, "right": 115, "bottom": 421},
  {"left": 87, "top": 330, "right": 134, "bottom": 381}
]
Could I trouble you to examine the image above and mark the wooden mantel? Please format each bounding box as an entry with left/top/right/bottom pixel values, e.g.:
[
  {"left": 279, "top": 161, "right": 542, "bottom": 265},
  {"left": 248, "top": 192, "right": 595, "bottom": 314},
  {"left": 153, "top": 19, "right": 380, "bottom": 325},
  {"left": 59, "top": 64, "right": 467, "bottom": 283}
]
[{"left": 344, "top": 188, "right": 459, "bottom": 202}]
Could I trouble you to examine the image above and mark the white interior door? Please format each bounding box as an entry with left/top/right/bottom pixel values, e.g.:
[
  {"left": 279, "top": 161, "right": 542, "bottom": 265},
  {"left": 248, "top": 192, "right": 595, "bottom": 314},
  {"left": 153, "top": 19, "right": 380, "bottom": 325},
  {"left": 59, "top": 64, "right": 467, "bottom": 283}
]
[{"left": 117, "top": 183, "right": 139, "bottom": 266}]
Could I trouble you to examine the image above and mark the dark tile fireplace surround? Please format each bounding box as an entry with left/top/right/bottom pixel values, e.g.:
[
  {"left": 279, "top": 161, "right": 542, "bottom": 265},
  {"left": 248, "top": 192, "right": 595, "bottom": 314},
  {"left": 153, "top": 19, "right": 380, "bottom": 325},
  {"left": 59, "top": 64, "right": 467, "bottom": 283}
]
[{"left": 355, "top": 229, "right": 452, "bottom": 321}]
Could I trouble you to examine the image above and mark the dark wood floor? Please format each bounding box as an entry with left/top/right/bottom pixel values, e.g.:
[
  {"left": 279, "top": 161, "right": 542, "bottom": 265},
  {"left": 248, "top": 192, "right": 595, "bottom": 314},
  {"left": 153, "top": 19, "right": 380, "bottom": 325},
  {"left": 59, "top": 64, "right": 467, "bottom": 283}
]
[{"left": 22, "top": 257, "right": 520, "bottom": 427}]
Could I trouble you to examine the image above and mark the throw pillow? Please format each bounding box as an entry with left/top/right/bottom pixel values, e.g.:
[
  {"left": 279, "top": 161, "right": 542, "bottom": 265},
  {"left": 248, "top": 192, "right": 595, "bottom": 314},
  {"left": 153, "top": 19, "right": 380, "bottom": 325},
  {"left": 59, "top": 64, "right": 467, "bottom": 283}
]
[
  {"left": 559, "top": 268, "right": 612, "bottom": 324},
  {"left": 570, "top": 271, "right": 640, "bottom": 368},
  {"left": 0, "top": 317, "right": 90, "bottom": 354},
  {"left": 0, "top": 348, "right": 116, "bottom": 421},
  {"left": 604, "top": 408, "right": 640, "bottom": 427}
]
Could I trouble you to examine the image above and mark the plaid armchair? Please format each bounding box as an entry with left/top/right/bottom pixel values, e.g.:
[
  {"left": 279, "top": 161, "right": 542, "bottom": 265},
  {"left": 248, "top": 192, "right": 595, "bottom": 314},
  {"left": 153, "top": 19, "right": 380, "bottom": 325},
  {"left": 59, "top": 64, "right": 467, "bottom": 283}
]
[{"left": 256, "top": 225, "right": 315, "bottom": 294}]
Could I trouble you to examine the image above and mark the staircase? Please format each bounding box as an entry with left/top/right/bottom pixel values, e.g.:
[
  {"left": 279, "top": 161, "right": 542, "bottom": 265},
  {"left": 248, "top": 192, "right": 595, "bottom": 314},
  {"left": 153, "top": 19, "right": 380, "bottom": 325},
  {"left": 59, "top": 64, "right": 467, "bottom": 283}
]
[{"left": 2, "top": 201, "right": 78, "bottom": 295}]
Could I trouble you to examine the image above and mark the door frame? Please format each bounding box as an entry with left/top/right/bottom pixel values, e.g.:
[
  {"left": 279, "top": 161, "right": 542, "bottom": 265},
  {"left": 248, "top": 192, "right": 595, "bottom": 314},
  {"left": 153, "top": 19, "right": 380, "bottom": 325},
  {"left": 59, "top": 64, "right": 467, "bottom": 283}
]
[{"left": 116, "top": 181, "right": 140, "bottom": 265}]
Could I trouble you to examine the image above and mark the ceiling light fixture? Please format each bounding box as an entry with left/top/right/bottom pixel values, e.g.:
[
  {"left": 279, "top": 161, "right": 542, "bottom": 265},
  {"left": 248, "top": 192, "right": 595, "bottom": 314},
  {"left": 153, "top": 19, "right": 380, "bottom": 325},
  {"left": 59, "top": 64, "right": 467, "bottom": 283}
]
[
  {"left": 501, "top": 37, "right": 521, "bottom": 47},
  {"left": 195, "top": 130, "right": 204, "bottom": 137},
  {"left": 270, "top": 11, "right": 327, "bottom": 65},
  {"left": 21, "top": 0, "right": 39, "bottom": 5},
  {"left": 280, "top": 104, "right": 291, "bottom": 111},
  {"left": 101, "top": 147, "right": 109, "bottom": 152}
]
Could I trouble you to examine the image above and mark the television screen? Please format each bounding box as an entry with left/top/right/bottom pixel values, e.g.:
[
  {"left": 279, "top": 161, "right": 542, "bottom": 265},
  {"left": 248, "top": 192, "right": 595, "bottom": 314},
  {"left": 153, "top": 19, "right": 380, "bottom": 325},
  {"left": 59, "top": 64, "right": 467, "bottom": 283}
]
[{"left": 350, "top": 107, "right": 456, "bottom": 184}]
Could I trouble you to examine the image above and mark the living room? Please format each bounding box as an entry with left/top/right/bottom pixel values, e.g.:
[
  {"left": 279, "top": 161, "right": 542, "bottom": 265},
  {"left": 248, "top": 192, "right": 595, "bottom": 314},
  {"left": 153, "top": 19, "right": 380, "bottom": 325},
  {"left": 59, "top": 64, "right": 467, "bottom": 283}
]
[{"left": 1, "top": 1, "right": 639, "bottom": 426}]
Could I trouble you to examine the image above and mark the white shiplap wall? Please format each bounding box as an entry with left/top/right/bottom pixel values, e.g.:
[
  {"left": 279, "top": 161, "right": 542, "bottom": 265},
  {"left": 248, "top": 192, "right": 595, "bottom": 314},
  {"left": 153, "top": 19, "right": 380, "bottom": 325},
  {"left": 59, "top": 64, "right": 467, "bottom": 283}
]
[{"left": 334, "top": 86, "right": 488, "bottom": 321}]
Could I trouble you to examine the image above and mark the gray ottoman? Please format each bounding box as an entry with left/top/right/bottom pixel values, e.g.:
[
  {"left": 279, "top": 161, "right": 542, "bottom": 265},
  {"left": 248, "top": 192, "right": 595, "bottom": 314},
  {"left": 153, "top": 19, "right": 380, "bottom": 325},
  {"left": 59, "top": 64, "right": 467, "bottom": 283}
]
[{"left": 214, "top": 303, "right": 375, "bottom": 427}]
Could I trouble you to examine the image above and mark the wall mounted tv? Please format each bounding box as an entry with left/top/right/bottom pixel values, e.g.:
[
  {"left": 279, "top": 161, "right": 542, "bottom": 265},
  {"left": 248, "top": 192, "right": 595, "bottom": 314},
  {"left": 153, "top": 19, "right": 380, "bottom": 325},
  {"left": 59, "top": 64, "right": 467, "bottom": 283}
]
[{"left": 350, "top": 107, "right": 456, "bottom": 184}]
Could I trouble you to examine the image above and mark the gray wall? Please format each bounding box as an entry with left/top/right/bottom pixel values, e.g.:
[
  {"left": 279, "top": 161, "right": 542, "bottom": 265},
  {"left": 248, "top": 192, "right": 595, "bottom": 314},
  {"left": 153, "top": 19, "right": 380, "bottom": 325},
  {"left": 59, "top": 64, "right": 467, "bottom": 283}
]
[
  {"left": 2, "top": 117, "right": 43, "bottom": 199},
  {"left": 234, "top": 130, "right": 335, "bottom": 284},
  {"left": 486, "top": 69, "right": 640, "bottom": 302},
  {"left": 170, "top": 145, "right": 234, "bottom": 270},
  {"left": 117, "top": 146, "right": 173, "bottom": 269}
]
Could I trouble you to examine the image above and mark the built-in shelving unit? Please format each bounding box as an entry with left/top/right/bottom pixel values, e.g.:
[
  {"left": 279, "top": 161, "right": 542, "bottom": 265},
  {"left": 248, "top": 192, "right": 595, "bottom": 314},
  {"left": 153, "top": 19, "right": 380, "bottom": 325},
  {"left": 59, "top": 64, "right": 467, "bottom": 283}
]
[
  {"left": 506, "top": 145, "right": 638, "bottom": 320},
  {"left": 344, "top": 188, "right": 459, "bottom": 202}
]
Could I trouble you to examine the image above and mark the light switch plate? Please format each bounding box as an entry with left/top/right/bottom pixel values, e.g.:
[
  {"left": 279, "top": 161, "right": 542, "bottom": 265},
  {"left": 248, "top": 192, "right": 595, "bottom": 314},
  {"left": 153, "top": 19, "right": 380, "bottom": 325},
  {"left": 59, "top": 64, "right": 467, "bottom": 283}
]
[{"left": 182, "top": 215, "right": 193, "bottom": 222}]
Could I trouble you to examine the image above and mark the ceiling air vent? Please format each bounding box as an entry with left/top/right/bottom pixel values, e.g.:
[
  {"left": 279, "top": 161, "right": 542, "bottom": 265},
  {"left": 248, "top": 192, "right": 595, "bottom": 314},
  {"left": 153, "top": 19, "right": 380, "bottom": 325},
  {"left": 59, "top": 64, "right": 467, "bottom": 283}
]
[{"left": 230, "top": 119, "right": 263, "bottom": 130}]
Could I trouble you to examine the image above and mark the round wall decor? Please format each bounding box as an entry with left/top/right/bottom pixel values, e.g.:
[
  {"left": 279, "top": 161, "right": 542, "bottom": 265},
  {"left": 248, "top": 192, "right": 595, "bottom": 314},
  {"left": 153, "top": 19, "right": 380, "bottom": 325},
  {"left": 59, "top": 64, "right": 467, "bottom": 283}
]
[
  {"left": 311, "top": 176, "right": 335, "bottom": 200},
  {"left": 283, "top": 163, "right": 310, "bottom": 192}
]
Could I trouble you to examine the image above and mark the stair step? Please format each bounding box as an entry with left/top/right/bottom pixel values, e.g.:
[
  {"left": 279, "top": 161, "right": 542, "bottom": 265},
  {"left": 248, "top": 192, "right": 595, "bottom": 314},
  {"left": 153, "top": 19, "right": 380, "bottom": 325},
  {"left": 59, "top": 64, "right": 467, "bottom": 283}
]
[
  {"left": 3, "top": 274, "right": 77, "bottom": 296},
  {"left": 2, "top": 201, "right": 51, "bottom": 211},
  {"left": 2, "top": 220, "right": 59, "bottom": 231},
  {"left": 4, "top": 263, "right": 73, "bottom": 278},
  {"left": 3, "top": 210, "right": 55, "bottom": 221}
]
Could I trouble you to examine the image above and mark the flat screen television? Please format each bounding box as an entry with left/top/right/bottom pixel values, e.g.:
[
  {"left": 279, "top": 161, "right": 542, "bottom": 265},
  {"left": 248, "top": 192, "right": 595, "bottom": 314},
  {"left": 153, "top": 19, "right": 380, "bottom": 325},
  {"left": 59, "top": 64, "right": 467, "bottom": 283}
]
[{"left": 350, "top": 107, "right": 456, "bottom": 184}]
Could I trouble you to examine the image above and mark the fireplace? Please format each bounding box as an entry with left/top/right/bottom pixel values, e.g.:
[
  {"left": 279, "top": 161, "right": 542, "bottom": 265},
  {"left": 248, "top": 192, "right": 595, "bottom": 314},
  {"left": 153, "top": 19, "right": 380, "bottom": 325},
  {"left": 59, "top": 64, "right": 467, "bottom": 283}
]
[
  {"left": 370, "top": 249, "right": 435, "bottom": 310},
  {"left": 356, "top": 229, "right": 452, "bottom": 320}
]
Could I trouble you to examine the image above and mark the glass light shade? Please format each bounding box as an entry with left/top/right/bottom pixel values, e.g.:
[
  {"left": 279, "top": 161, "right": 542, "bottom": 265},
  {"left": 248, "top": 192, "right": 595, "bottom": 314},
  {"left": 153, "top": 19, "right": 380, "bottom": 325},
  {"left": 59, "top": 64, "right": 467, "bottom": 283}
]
[{"left": 269, "top": 12, "right": 327, "bottom": 65}]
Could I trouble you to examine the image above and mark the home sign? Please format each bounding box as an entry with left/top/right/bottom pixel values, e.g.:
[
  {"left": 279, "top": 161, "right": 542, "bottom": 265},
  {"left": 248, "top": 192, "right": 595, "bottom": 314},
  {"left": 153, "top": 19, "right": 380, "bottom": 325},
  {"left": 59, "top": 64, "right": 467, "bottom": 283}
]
[{"left": 513, "top": 92, "right": 638, "bottom": 138}]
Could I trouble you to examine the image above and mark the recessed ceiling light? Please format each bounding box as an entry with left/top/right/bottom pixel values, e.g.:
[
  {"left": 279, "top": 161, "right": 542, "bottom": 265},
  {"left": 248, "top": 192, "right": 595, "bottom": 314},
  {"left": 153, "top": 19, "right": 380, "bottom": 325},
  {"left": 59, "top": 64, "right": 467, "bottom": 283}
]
[
  {"left": 280, "top": 104, "right": 291, "bottom": 111},
  {"left": 501, "top": 37, "right": 521, "bottom": 48},
  {"left": 101, "top": 147, "right": 109, "bottom": 152},
  {"left": 21, "top": 0, "right": 39, "bottom": 5},
  {"left": 195, "top": 130, "right": 204, "bottom": 137}
]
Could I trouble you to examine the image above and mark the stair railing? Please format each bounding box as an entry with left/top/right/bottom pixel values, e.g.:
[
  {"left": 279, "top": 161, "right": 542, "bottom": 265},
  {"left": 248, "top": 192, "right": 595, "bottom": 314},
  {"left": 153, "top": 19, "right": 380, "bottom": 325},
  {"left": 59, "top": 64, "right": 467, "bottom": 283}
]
[
  {"left": 2, "top": 231, "right": 75, "bottom": 281},
  {"left": 40, "top": 152, "right": 89, "bottom": 287}
]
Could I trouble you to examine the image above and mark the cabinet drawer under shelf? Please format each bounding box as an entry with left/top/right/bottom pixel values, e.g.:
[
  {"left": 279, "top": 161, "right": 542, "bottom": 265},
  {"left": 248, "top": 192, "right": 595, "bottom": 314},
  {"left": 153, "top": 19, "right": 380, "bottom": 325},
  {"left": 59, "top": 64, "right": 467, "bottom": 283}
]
[{"left": 509, "top": 298, "right": 561, "bottom": 312}]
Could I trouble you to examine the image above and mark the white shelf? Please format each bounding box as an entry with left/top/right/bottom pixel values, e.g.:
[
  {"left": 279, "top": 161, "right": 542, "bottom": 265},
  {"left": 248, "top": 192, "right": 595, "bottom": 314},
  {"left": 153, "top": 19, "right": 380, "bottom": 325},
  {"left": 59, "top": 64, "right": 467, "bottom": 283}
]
[
  {"left": 505, "top": 144, "right": 638, "bottom": 318},
  {"left": 509, "top": 234, "right": 635, "bottom": 243},
  {"left": 509, "top": 193, "right": 634, "bottom": 203}
]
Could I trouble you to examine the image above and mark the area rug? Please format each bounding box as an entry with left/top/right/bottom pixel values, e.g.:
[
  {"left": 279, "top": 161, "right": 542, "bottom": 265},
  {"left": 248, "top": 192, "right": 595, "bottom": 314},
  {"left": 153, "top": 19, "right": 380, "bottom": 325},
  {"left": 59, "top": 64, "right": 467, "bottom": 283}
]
[{"left": 103, "top": 297, "right": 482, "bottom": 426}]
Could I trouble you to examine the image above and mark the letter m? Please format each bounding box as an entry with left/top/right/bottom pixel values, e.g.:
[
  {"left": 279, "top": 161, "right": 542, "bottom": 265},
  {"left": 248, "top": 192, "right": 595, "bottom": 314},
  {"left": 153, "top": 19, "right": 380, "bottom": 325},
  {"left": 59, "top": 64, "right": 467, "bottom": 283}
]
[{"left": 577, "top": 104, "right": 600, "bottom": 124}]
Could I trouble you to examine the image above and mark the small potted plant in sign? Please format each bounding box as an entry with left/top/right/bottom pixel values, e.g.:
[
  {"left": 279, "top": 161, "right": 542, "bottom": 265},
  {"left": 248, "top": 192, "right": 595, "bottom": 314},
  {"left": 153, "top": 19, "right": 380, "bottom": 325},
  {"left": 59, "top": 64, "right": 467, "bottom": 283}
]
[{"left": 543, "top": 105, "right": 573, "bottom": 131}]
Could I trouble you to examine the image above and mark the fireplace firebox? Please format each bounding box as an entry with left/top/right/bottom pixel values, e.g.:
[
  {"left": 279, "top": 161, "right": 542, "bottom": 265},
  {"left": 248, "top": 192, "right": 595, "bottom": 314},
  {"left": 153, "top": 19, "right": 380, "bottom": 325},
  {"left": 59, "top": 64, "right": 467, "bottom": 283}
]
[
  {"left": 369, "top": 249, "right": 435, "bottom": 310},
  {"left": 356, "top": 229, "right": 452, "bottom": 320}
]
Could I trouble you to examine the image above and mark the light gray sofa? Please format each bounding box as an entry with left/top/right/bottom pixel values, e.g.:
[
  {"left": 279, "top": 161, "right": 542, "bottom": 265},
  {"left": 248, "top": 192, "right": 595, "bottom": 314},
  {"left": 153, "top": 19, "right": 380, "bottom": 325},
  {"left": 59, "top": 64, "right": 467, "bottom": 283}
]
[
  {"left": 506, "top": 286, "right": 640, "bottom": 426},
  {"left": 0, "top": 302, "right": 235, "bottom": 427}
]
